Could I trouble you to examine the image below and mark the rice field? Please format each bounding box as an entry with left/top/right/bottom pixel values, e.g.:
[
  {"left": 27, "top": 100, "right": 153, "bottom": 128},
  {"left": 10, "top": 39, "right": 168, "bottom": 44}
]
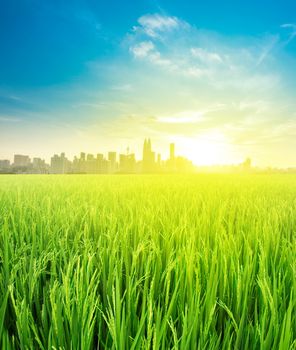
[{"left": 0, "top": 174, "right": 296, "bottom": 349}]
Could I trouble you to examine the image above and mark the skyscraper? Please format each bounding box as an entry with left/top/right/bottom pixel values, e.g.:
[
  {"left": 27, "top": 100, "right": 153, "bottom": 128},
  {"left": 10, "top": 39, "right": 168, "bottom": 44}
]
[
  {"left": 170, "top": 143, "right": 175, "bottom": 161},
  {"left": 142, "top": 138, "right": 155, "bottom": 172},
  {"left": 168, "top": 143, "right": 176, "bottom": 171}
]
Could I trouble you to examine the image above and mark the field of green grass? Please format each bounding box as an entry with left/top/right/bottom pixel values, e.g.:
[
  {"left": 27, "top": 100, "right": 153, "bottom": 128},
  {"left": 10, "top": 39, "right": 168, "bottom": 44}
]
[{"left": 0, "top": 174, "right": 296, "bottom": 349}]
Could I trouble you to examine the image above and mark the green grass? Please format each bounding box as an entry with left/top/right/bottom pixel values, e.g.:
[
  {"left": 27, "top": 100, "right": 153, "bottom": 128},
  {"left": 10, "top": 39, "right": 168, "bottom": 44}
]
[{"left": 0, "top": 174, "right": 296, "bottom": 349}]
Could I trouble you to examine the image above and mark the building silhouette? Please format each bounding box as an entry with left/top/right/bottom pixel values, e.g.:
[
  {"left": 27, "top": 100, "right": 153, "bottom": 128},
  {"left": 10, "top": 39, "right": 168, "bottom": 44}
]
[
  {"left": 0, "top": 160, "right": 10, "bottom": 169},
  {"left": 119, "top": 153, "right": 136, "bottom": 173},
  {"left": 170, "top": 143, "right": 175, "bottom": 160},
  {"left": 142, "top": 138, "right": 156, "bottom": 172},
  {"left": 108, "top": 152, "right": 117, "bottom": 173},
  {"left": 0, "top": 138, "right": 204, "bottom": 174},
  {"left": 50, "top": 153, "right": 70, "bottom": 174},
  {"left": 32, "top": 158, "right": 47, "bottom": 174},
  {"left": 14, "top": 154, "right": 30, "bottom": 167},
  {"left": 168, "top": 143, "right": 176, "bottom": 171}
]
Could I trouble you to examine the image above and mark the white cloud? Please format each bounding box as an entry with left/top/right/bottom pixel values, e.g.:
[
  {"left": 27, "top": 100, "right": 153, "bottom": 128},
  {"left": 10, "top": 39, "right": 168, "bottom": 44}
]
[
  {"left": 281, "top": 23, "right": 296, "bottom": 44},
  {"left": 130, "top": 41, "right": 155, "bottom": 58},
  {"left": 148, "top": 52, "right": 177, "bottom": 69},
  {"left": 281, "top": 23, "right": 296, "bottom": 29},
  {"left": 183, "top": 66, "right": 208, "bottom": 78},
  {"left": 130, "top": 41, "right": 178, "bottom": 71},
  {"left": 255, "top": 35, "right": 279, "bottom": 66},
  {"left": 127, "top": 13, "right": 283, "bottom": 91},
  {"left": 191, "top": 48, "right": 223, "bottom": 64},
  {"left": 136, "top": 14, "right": 184, "bottom": 38}
]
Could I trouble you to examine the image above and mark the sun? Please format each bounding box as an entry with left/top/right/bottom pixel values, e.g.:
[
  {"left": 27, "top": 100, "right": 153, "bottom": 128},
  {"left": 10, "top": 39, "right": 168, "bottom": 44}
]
[{"left": 175, "top": 132, "right": 232, "bottom": 166}]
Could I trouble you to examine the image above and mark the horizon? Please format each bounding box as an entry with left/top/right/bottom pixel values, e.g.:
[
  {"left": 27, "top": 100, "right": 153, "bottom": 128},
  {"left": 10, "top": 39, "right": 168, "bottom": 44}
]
[
  {"left": 2, "top": 137, "right": 295, "bottom": 169},
  {"left": 1, "top": 138, "right": 245, "bottom": 167},
  {"left": 1, "top": 1, "right": 296, "bottom": 167}
]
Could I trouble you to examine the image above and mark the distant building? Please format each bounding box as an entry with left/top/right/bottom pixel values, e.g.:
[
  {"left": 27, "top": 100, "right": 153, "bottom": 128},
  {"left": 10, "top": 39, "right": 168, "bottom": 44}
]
[
  {"left": 142, "top": 138, "right": 155, "bottom": 172},
  {"left": 50, "top": 153, "right": 70, "bottom": 174},
  {"left": 2, "top": 138, "right": 198, "bottom": 174},
  {"left": 119, "top": 153, "right": 136, "bottom": 173},
  {"left": 108, "top": 152, "right": 117, "bottom": 173},
  {"left": 170, "top": 143, "right": 175, "bottom": 160},
  {"left": 32, "top": 158, "right": 47, "bottom": 174},
  {"left": 0, "top": 159, "right": 10, "bottom": 169},
  {"left": 86, "top": 154, "right": 97, "bottom": 173},
  {"left": 175, "top": 156, "right": 193, "bottom": 172},
  {"left": 33, "top": 157, "right": 45, "bottom": 167},
  {"left": 13, "top": 154, "right": 30, "bottom": 167},
  {"left": 157, "top": 153, "right": 161, "bottom": 165},
  {"left": 168, "top": 143, "right": 176, "bottom": 171},
  {"left": 96, "top": 153, "right": 104, "bottom": 173},
  {"left": 0, "top": 159, "right": 11, "bottom": 173}
]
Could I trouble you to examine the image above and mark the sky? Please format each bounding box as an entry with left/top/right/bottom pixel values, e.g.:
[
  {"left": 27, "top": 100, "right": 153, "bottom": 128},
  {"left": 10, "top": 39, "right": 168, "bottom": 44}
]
[{"left": 1, "top": 0, "right": 296, "bottom": 166}]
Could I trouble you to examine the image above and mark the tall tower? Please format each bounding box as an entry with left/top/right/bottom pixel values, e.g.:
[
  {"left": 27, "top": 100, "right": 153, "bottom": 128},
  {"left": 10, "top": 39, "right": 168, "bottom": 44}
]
[
  {"left": 170, "top": 143, "right": 175, "bottom": 160},
  {"left": 142, "top": 138, "right": 155, "bottom": 172},
  {"left": 143, "top": 139, "right": 147, "bottom": 162},
  {"left": 147, "top": 139, "right": 151, "bottom": 152}
]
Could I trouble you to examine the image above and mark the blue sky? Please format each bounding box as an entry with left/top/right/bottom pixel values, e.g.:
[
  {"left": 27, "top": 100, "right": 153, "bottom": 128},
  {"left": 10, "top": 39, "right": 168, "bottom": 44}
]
[{"left": 1, "top": 0, "right": 296, "bottom": 166}]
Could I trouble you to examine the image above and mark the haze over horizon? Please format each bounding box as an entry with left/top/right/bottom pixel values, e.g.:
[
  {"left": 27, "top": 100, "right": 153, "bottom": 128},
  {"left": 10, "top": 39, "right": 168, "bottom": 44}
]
[{"left": 1, "top": 0, "right": 296, "bottom": 167}]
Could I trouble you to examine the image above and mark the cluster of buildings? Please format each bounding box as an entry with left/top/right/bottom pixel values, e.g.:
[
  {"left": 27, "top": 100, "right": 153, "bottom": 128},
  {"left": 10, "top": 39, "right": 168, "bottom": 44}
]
[{"left": 0, "top": 139, "right": 194, "bottom": 174}]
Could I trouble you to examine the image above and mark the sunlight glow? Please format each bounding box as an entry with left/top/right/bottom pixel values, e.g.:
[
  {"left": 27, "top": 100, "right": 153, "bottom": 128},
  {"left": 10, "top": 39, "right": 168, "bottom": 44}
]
[{"left": 176, "top": 132, "right": 232, "bottom": 166}]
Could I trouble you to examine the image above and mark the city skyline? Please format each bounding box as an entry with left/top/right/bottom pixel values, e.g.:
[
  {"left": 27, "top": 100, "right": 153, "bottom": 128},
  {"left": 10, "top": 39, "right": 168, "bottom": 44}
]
[
  {"left": 2, "top": 133, "right": 296, "bottom": 171},
  {"left": 4, "top": 136, "right": 296, "bottom": 174},
  {"left": 1, "top": 1, "right": 296, "bottom": 167},
  {"left": 0, "top": 139, "right": 196, "bottom": 174},
  {"left": 0, "top": 135, "right": 255, "bottom": 166}
]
